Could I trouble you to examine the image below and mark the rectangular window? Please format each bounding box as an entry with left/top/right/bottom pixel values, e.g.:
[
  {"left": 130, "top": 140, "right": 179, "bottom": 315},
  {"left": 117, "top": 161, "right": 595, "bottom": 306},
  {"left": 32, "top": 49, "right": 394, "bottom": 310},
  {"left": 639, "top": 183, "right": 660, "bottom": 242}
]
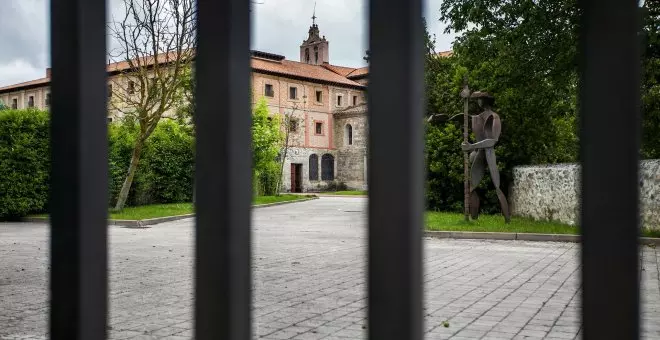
[
  {"left": 128, "top": 81, "right": 135, "bottom": 94},
  {"left": 315, "top": 122, "right": 323, "bottom": 135},
  {"left": 289, "top": 119, "right": 298, "bottom": 132},
  {"left": 337, "top": 95, "right": 342, "bottom": 106},
  {"left": 107, "top": 117, "right": 113, "bottom": 123},
  {"left": 12, "top": 98, "right": 17, "bottom": 109},
  {"left": 45, "top": 93, "right": 51, "bottom": 106},
  {"left": 316, "top": 90, "right": 322, "bottom": 102},
  {"left": 289, "top": 86, "right": 297, "bottom": 100},
  {"left": 28, "top": 96, "right": 34, "bottom": 108},
  {"left": 108, "top": 84, "right": 113, "bottom": 98},
  {"left": 265, "top": 84, "right": 274, "bottom": 97},
  {"left": 353, "top": 95, "right": 358, "bottom": 106}
]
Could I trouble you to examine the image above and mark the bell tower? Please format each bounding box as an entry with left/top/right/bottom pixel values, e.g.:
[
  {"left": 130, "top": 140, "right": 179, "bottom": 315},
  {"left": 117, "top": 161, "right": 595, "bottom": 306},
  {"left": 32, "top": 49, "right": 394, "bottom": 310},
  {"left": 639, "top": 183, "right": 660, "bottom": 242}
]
[{"left": 300, "top": 4, "right": 329, "bottom": 65}]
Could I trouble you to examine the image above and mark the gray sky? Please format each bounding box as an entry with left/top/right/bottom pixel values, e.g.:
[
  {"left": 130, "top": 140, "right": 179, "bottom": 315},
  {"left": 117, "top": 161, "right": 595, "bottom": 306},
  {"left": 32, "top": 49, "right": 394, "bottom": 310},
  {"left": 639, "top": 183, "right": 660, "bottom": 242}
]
[{"left": 0, "top": 0, "right": 455, "bottom": 87}]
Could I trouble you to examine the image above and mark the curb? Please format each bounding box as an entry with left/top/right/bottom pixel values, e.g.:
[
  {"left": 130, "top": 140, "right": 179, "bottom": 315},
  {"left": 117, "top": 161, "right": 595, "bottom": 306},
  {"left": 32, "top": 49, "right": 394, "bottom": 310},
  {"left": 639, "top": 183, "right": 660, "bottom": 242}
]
[
  {"left": 22, "top": 196, "right": 319, "bottom": 228},
  {"left": 289, "top": 193, "right": 368, "bottom": 198},
  {"left": 313, "top": 194, "right": 368, "bottom": 198},
  {"left": 424, "top": 231, "right": 660, "bottom": 245},
  {"left": 252, "top": 196, "right": 318, "bottom": 209}
]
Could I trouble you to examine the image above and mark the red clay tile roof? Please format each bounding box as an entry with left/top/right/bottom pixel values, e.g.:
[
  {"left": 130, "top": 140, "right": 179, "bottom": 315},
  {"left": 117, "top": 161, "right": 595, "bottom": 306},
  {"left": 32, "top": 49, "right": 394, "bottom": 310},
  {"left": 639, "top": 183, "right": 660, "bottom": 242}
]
[
  {"left": 0, "top": 52, "right": 184, "bottom": 93},
  {"left": 1, "top": 50, "right": 366, "bottom": 93},
  {"left": 0, "top": 77, "right": 50, "bottom": 92},
  {"left": 107, "top": 51, "right": 190, "bottom": 73},
  {"left": 346, "top": 66, "right": 368, "bottom": 79},
  {"left": 322, "top": 64, "right": 358, "bottom": 77},
  {"left": 251, "top": 58, "right": 365, "bottom": 88}
]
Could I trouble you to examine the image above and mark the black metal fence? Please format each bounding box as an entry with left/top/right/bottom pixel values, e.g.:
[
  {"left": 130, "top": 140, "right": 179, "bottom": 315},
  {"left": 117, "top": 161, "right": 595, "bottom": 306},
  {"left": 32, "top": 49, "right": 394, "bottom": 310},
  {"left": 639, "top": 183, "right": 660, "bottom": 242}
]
[{"left": 47, "top": 0, "right": 640, "bottom": 339}]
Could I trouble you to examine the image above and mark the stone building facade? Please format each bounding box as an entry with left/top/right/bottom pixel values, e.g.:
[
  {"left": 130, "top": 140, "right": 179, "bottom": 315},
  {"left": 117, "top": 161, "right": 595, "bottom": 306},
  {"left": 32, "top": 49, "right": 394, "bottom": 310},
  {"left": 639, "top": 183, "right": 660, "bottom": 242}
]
[{"left": 0, "top": 21, "right": 370, "bottom": 193}]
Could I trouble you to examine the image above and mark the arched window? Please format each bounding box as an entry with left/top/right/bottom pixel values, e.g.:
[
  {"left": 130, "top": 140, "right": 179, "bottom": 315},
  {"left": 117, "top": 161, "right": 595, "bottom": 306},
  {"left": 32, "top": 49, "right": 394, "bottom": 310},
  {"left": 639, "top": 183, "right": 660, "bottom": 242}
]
[
  {"left": 345, "top": 124, "right": 353, "bottom": 146},
  {"left": 309, "top": 154, "right": 319, "bottom": 181},
  {"left": 321, "top": 154, "right": 335, "bottom": 181},
  {"left": 305, "top": 48, "right": 310, "bottom": 63}
]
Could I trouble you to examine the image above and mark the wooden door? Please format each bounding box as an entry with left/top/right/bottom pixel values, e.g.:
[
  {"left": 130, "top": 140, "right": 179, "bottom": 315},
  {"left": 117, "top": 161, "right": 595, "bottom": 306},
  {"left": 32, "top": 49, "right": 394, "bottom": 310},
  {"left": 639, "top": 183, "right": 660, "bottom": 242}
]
[
  {"left": 290, "top": 164, "right": 303, "bottom": 193},
  {"left": 290, "top": 163, "right": 296, "bottom": 192}
]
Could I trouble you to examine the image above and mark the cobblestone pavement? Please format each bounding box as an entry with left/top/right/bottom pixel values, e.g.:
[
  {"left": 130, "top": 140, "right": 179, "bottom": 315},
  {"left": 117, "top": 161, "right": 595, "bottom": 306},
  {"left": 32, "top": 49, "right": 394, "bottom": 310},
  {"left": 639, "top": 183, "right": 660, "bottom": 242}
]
[{"left": 1, "top": 197, "right": 659, "bottom": 340}]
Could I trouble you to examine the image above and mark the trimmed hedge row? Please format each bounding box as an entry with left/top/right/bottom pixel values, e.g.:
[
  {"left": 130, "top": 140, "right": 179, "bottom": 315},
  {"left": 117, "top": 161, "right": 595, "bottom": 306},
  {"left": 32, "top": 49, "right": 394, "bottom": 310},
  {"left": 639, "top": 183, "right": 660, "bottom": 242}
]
[
  {"left": 0, "top": 109, "right": 194, "bottom": 219},
  {"left": 0, "top": 110, "right": 50, "bottom": 219}
]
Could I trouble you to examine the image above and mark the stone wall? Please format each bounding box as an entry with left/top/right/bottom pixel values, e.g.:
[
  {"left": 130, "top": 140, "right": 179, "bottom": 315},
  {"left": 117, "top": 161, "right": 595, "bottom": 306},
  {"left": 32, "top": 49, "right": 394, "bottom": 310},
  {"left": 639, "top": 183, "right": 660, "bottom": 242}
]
[
  {"left": 280, "top": 147, "right": 337, "bottom": 193},
  {"left": 334, "top": 113, "right": 368, "bottom": 191},
  {"left": 511, "top": 160, "right": 660, "bottom": 229}
]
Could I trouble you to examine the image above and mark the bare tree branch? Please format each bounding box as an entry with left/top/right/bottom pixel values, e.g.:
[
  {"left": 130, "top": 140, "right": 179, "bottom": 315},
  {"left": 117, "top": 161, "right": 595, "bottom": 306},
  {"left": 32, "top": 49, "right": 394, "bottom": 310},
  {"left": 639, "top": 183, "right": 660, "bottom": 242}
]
[{"left": 108, "top": 0, "right": 197, "bottom": 210}]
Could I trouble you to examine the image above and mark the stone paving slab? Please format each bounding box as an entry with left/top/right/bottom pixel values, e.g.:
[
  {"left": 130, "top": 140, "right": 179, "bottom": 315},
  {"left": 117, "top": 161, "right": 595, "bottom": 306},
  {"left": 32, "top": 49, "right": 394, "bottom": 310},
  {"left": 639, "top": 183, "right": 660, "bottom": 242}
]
[{"left": 1, "top": 197, "right": 659, "bottom": 340}]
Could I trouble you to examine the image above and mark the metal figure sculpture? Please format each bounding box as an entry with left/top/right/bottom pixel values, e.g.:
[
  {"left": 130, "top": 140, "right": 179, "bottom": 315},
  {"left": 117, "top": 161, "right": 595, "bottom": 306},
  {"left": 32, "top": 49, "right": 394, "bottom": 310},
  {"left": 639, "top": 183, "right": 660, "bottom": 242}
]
[{"left": 461, "top": 91, "right": 511, "bottom": 223}]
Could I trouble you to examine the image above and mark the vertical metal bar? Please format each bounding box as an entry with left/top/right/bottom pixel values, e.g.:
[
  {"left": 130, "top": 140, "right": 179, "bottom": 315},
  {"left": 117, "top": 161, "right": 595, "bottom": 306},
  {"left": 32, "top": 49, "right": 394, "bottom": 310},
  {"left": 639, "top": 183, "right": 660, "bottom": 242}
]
[
  {"left": 49, "top": 0, "right": 108, "bottom": 339},
  {"left": 194, "top": 0, "right": 251, "bottom": 339},
  {"left": 579, "top": 0, "right": 640, "bottom": 339},
  {"left": 367, "top": 0, "right": 424, "bottom": 339}
]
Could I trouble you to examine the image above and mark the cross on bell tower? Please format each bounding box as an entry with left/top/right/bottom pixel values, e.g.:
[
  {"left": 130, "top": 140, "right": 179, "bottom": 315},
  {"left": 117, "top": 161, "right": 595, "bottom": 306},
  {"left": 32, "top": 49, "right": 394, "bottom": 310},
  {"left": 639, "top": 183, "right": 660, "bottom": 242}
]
[
  {"left": 300, "top": 2, "right": 329, "bottom": 65},
  {"left": 312, "top": 2, "right": 317, "bottom": 25}
]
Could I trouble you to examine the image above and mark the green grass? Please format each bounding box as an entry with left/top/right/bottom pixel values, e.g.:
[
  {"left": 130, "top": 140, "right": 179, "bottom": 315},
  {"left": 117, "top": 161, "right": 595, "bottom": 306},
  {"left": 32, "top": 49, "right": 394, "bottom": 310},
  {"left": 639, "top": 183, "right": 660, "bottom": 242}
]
[
  {"left": 31, "top": 195, "right": 309, "bottom": 221},
  {"left": 426, "top": 211, "right": 660, "bottom": 238},
  {"left": 110, "top": 203, "right": 193, "bottom": 220},
  {"left": 324, "top": 190, "right": 368, "bottom": 196},
  {"left": 426, "top": 211, "right": 579, "bottom": 235},
  {"left": 253, "top": 194, "right": 311, "bottom": 205}
]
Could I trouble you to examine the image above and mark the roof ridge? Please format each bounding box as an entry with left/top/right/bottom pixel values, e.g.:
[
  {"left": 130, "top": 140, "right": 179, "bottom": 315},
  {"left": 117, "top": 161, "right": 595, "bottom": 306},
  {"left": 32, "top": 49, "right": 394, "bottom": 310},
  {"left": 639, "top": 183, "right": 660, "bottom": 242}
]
[{"left": 321, "top": 63, "right": 351, "bottom": 76}]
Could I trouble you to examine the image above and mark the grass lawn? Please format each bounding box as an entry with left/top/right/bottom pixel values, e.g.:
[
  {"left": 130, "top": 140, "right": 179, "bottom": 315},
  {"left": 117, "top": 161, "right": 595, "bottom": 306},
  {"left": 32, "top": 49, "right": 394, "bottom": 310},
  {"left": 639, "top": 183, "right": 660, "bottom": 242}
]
[
  {"left": 324, "top": 190, "right": 368, "bottom": 196},
  {"left": 426, "top": 211, "right": 579, "bottom": 235},
  {"left": 426, "top": 211, "right": 660, "bottom": 238},
  {"left": 110, "top": 203, "right": 193, "bottom": 220},
  {"left": 32, "top": 194, "right": 310, "bottom": 221},
  {"left": 253, "top": 194, "right": 311, "bottom": 205}
]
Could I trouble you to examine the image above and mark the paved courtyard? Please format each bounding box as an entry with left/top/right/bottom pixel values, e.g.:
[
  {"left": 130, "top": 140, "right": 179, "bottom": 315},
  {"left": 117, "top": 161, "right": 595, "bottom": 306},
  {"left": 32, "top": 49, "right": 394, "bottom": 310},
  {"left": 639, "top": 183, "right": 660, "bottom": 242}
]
[{"left": 1, "top": 197, "right": 659, "bottom": 340}]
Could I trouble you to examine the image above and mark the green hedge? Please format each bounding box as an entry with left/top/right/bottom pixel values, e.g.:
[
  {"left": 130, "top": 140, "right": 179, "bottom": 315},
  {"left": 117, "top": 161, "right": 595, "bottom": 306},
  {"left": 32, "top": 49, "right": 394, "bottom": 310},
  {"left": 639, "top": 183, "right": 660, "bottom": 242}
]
[
  {"left": 0, "top": 110, "right": 50, "bottom": 219},
  {"left": 0, "top": 110, "right": 195, "bottom": 219}
]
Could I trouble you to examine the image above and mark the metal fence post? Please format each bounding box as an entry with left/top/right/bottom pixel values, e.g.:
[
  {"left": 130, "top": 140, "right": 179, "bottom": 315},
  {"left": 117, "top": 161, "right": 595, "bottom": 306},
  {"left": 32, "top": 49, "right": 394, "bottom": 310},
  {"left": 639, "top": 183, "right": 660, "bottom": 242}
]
[
  {"left": 49, "top": 0, "right": 109, "bottom": 338},
  {"left": 579, "top": 0, "right": 641, "bottom": 338},
  {"left": 194, "top": 0, "right": 252, "bottom": 339},
  {"left": 367, "top": 0, "right": 424, "bottom": 339}
]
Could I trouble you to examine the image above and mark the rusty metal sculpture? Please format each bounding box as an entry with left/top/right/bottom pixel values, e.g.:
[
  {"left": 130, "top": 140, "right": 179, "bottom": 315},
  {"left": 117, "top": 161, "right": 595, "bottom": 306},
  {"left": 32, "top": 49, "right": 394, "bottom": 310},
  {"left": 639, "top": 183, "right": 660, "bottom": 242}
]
[{"left": 461, "top": 91, "right": 511, "bottom": 223}]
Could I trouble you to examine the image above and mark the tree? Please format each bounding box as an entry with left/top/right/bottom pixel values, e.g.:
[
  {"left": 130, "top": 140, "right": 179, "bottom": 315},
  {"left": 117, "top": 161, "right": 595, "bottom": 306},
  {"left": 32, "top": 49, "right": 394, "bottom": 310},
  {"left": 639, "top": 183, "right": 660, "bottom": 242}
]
[
  {"left": 428, "top": 0, "right": 581, "bottom": 212},
  {"left": 276, "top": 100, "right": 304, "bottom": 193},
  {"left": 0, "top": 101, "right": 7, "bottom": 111},
  {"left": 108, "top": 0, "right": 196, "bottom": 210},
  {"left": 642, "top": 0, "right": 660, "bottom": 159},
  {"left": 252, "top": 98, "right": 283, "bottom": 196}
]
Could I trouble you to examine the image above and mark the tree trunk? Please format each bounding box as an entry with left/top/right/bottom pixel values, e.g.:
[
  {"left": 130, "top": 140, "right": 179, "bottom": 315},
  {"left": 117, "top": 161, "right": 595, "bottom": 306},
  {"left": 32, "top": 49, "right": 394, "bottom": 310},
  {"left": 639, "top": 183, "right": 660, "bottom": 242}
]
[
  {"left": 463, "top": 94, "right": 470, "bottom": 222},
  {"left": 114, "top": 137, "right": 145, "bottom": 210},
  {"left": 276, "top": 116, "right": 292, "bottom": 194},
  {"left": 276, "top": 133, "right": 291, "bottom": 194}
]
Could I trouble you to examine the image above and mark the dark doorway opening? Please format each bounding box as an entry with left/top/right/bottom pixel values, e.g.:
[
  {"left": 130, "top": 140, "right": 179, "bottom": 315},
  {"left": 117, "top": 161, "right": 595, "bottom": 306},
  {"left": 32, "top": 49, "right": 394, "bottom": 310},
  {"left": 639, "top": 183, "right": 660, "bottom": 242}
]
[{"left": 290, "top": 163, "right": 303, "bottom": 193}]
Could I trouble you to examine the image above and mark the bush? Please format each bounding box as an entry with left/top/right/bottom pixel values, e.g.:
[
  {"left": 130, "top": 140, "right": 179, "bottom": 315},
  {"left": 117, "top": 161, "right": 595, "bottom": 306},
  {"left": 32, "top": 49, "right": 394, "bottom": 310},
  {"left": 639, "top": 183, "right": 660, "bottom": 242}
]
[
  {"left": 108, "top": 120, "right": 140, "bottom": 206},
  {"left": 425, "top": 122, "right": 464, "bottom": 212},
  {"left": 0, "top": 111, "right": 196, "bottom": 219},
  {"left": 254, "top": 162, "right": 280, "bottom": 197},
  {"left": 109, "top": 119, "right": 194, "bottom": 206},
  {"left": 0, "top": 109, "right": 50, "bottom": 219},
  {"left": 252, "top": 98, "right": 282, "bottom": 196},
  {"left": 138, "top": 120, "right": 194, "bottom": 204}
]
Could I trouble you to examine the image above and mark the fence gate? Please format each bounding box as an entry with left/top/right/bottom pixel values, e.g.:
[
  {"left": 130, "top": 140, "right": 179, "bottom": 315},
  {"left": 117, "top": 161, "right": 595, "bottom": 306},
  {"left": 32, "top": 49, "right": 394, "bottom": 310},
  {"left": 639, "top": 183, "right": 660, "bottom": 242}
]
[{"left": 47, "top": 0, "right": 640, "bottom": 339}]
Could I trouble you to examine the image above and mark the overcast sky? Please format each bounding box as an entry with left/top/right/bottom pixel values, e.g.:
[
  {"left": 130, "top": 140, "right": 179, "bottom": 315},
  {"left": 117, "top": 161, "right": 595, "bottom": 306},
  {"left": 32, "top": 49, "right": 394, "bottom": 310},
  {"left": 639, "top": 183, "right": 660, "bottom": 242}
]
[{"left": 0, "top": 0, "right": 455, "bottom": 87}]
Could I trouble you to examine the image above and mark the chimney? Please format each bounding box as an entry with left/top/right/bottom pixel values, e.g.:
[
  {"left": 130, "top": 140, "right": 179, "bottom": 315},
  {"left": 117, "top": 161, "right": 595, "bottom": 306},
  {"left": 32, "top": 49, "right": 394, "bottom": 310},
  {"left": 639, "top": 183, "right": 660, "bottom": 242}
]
[{"left": 46, "top": 68, "right": 52, "bottom": 78}]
